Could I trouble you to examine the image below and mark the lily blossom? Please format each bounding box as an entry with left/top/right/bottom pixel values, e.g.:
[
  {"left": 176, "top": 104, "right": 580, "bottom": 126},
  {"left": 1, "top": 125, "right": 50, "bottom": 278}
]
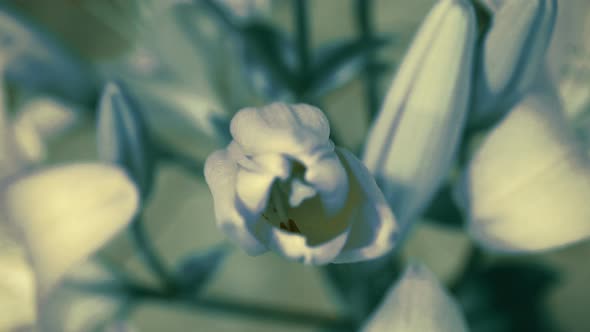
[{"left": 205, "top": 103, "right": 397, "bottom": 265}]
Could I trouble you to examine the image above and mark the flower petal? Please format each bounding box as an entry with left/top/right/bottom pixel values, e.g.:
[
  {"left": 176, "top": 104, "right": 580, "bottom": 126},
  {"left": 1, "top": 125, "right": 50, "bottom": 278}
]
[
  {"left": 303, "top": 147, "right": 349, "bottom": 215},
  {"left": 204, "top": 150, "right": 267, "bottom": 254},
  {"left": 260, "top": 223, "right": 351, "bottom": 265},
  {"left": 230, "top": 103, "right": 331, "bottom": 156},
  {"left": 0, "top": 163, "right": 139, "bottom": 300},
  {"left": 361, "top": 263, "right": 468, "bottom": 332},
  {"left": 0, "top": 224, "right": 35, "bottom": 331},
  {"left": 332, "top": 148, "right": 398, "bottom": 263},
  {"left": 462, "top": 76, "right": 590, "bottom": 252}
]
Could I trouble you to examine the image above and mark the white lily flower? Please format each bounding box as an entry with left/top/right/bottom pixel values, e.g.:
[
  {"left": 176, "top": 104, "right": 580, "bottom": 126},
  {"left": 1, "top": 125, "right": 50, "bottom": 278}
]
[
  {"left": 205, "top": 103, "right": 397, "bottom": 265},
  {"left": 0, "top": 163, "right": 139, "bottom": 330},
  {"left": 362, "top": 0, "right": 476, "bottom": 228},
  {"left": 361, "top": 262, "right": 469, "bottom": 332},
  {"left": 471, "top": 0, "right": 557, "bottom": 126},
  {"left": 460, "top": 71, "right": 590, "bottom": 253}
]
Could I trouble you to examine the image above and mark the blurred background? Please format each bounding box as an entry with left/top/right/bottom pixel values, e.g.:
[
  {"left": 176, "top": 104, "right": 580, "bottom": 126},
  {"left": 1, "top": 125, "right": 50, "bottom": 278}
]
[{"left": 3, "top": 0, "right": 590, "bottom": 331}]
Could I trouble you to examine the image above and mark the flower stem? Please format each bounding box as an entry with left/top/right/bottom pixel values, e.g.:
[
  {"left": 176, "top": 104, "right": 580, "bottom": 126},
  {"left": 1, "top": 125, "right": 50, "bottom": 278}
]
[
  {"left": 129, "top": 216, "right": 177, "bottom": 291},
  {"left": 294, "top": 0, "right": 311, "bottom": 82},
  {"left": 355, "top": 0, "right": 380, "bottom": 121},
  {"left": 71, "top": 279, "right": 354, "bottom": 330}
]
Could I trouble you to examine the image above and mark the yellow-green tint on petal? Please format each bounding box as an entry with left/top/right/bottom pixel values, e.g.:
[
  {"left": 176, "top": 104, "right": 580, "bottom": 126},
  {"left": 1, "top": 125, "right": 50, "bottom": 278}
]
[
  {"left": 463, "top": 77, "right": 590, "bottom": 252},
  {"left": 0, "top": 223, "right": 35, "bottom": 331},
  {"left": 0, "top": 163, "right": 139, "bottom": 300}
]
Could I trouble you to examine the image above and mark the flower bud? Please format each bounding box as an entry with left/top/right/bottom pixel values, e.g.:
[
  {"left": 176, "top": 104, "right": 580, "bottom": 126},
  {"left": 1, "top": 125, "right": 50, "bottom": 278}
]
[
  {"left": 361, "top": 263, "right": 468, "bottom": 332},
  {"left": 205, "top": 103, "right": 398, "bottom": 265},
  {"left": 471, "top": 0, "right": 557, "bottom": 126},
  {"left": 460, "top": 72, "right": 590, "bottom": 252},
  {"left": 362, "top": 0, "right": 477, "bottom": 228}
]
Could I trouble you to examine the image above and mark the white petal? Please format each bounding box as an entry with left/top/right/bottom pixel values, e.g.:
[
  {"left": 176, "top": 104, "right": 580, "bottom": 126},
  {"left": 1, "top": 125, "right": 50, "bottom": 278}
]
[
  {"left": 230, "top": 103, "right": 331, "bottom": 156},
  {"left": 363, "top": 0, "right": 476, "bottom": 227},
  {"left": 463, "top": 77, "right": 590, "bottom": 252},
  {"left": 0, "top": 163, "right": 139, "bottom": 299},
  {"left": 15, "top": 96, "right": 79, "bottom": 140},
  {"left": 332, "top": 148, "right": 398, "bottom": 263},
  {"left": 361, "top": 263, "right": 468, "bottom": 332},
  {"left": 260, "top": 224, "right": 351, "bottom": 265},
  {"left": 303, "top": 148, "right": 349, "bottom": 215},
  {"left": 204, "top": 150, "right": 267, "bottom": 254},
  {"left": 242, "top": 182, "right": 353, "bottom": 264},
  {"left": 289, "top": 178, "right": 316, "bottom": 207},
  {"left": 235, "top": 169, "right": 275, "bottom": 215},
  {"left": 0, "top": 224, "right": 35, "bottom": 331},
  {"left": 472, "top": 0, "right": 557, "bottom": 125}
]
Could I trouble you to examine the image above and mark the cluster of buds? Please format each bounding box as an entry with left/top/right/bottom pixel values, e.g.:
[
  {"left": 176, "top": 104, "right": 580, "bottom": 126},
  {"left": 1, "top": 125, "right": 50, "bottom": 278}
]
[{"left": 205, "top": 0, "right": 586, "bottom": 267}]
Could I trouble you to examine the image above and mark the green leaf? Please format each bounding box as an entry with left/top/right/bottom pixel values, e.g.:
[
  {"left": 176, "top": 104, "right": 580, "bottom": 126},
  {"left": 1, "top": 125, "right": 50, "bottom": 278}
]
[
  {"left": 0, "top": 3, "right": 96, "bottom": 103},
  {"left": 453, "top": 262, "right": 560, "bottom": 332},
  {"left": 307, "top": 37, "right": 392, "bottom": 98},
  {"left": 323, "top": 254, "right": 402, "bottom": 324},
  {"left": 97, "top": 82, "right": 158, "bottom": 199},
  {"left": 176, "top": 245, "right": 230, "bottom": 295}
]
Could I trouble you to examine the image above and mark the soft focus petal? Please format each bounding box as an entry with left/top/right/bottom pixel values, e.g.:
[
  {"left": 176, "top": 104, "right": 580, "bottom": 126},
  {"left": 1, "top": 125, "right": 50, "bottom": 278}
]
[
  {"left": 462, "top": 75, "right": 590, "bottom": 252},
  {"left": 0, "top": 223, "right": 35, "bottom": 331},
  {"left": 262, "top": 224, "right": 351, "bottom": 265},
  {"left": 230, "top": 103, "right": 331, "bottom": 156},
  {"left": 363, "top": 0, "right": 476, "bottom": 227},
  {"left": 0, "top": 163, "right": 139, "bottom": 300},
  {"left": 333, "top": 148, "right": 398, "bottom": 263},
  {"left": 361, "top": 263, "right": 468, "bottom": 332},
  {"left": 15, "top": 96, "right": 79, "bottom": 140},
  {"left": 231, "top": 103, "right": 348, "bottom": 214},
  {"left": 204, "top": 150, "right": 267, "bottom": 254},
  {"left": 471, "top": 0, "right": 557, "bottom": 125}
]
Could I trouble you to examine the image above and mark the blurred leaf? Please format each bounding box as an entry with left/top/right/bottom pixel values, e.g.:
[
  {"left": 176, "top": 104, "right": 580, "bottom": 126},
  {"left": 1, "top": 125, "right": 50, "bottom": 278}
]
[
  {"left": 323, "top": 254, "right": 402, "bottom": 324},
  {"left": 124, "top": 79, "right": 230, "bottom": 164},
  {"left": 423, "top": 184, "right": 465, "bottom": 229},
  {"left": 199, "top": 0, "right": 297, "bottom": 99},
  {"left": 307, "top": 37, "right": 391, "bottom": 98},
  {"left": 0, "top": 3, "right": 96, "bottom": 103},
  {"left": 97, "top": 82, "right": 158, "bottom": 198},
  {"left": 176, "top": 245, "right": 230, "bottom": 295},
  {"left": 453, "top": 262, "right": 560, "bottom": 332},
  {"left": 238, "top": 21, "right": 298, "bottom": 99}
]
